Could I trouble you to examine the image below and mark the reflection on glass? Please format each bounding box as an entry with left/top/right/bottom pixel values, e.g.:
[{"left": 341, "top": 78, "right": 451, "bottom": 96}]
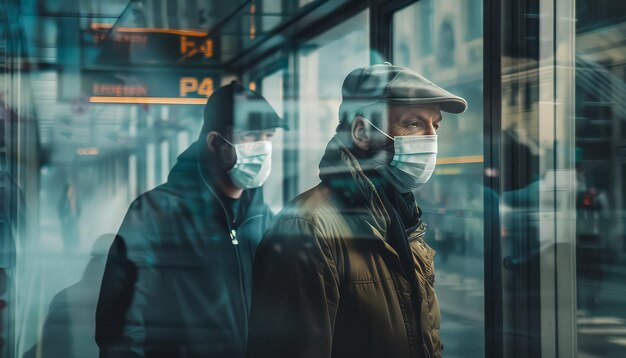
[
  {"left": 297, "top": 10, "right": 369, "bottom": 192},
  {"left": 299, "top": 0, "right": 317, "bottom": 8},
  {"left": 575, "top": 2, "right": 626, "bottom": 356},
  {"left": 16, "top": 100, "right": 203, "bottom": 356},
  {"left": 261, "top": 70, "right": 286, "bottom": 212},
  {"left": 393, "top": 1, "right": 485, "bottom": 357}
]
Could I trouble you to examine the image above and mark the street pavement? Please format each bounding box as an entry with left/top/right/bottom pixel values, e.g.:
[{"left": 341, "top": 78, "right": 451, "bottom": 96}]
[{"left": 434, "top": 252, "right": 626, "bottom": 357}]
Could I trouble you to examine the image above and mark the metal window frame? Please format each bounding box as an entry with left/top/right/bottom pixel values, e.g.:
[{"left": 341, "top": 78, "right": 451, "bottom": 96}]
[
  {"left": 540, "top": 0, "right": 577, "bottom": 356},
  {"left": 483, "top": 0, "right": 504, "bottom": 356},
  {"left": 496, "top": 0, "right": 578, "bottom": 357}
]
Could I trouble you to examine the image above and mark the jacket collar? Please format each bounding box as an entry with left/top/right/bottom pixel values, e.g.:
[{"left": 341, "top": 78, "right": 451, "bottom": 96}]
[{"left": 318, "top": 135, "right": 391, "bottom": 236}]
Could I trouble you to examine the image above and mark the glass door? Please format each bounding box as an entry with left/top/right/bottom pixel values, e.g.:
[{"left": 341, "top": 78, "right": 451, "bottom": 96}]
[
  {"left": 498, "top": 0, "right": 626, "bottom": 357},
  {"left": 573, "top": 1, "right": 626, "bottom": 356},
  {"left": 392, "top": 1, "right": 486, "bottom": 356}
]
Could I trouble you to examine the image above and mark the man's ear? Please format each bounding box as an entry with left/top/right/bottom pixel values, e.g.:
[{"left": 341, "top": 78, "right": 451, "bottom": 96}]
[
  {"left": 351, "top": 116, "right": 371, "bottom": 151},
  {"left": 206, "top": 131, "right": 219, "bottom": 153}
]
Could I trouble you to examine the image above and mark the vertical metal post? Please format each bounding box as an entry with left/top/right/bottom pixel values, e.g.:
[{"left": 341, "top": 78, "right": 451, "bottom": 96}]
[
  {"left": 553, "top": 0, "right": 578, "bottom": 356},
  {"left": 483, "top": 0, "right": 503, "bottom": 356}
]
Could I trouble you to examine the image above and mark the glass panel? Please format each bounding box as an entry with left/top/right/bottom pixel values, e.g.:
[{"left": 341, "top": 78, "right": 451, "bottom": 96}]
[
  {"left": 497, "top": 0, "right": 573, "bottom": 355},
  {"left": 498, "top": 0, "right": 625, "bottom": 356},
  {"left": 296, "top": 10, "right": 369, "bottom": 192},
  {"left": 393, "top": 1, "right": 485, "bottom": 357},
  {"left": 575, "top": 2, "right": 626, "bottom": 357},
  {"left": 15, "top": 103, "right": 201, "bottom": 356},
  {"left": 298, "top": 0, "right": 317, "bottom": 8},
  {"left": 261, "top": 69, "right": 286, "bottom": 212}
]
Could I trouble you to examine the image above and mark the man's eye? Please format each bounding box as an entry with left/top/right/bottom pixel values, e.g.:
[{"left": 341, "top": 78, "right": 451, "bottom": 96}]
[{"left": 406, "top": 122, "right": 419, "bottom": 129}]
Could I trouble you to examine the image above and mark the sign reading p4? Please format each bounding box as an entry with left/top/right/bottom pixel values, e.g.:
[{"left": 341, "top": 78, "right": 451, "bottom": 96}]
[
  {"left": 180, "top": 77, "right": 214, "bottom": 97},
  {"left": 83, "top": 70, "right": 220, "bottom": 104}
]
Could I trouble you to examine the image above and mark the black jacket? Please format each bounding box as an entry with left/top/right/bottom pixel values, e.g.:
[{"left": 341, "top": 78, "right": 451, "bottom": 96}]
[
  {"left": 96, "top": 142, "right": 272, "bottom": 358},
  {"left": 247, "top": 136, "right": 441, "bottom": 358}
]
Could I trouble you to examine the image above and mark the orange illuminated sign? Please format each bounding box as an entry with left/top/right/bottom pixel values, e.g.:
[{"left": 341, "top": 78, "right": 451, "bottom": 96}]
[
  {"left": 92, "top": 83, "right": 148, "bottom": 97},
  {"left": 93, "top": 32, "right": 147, "bottom": 44},
  {"left": 179, "top": 77, "right": 214, "bottom": 97},
  {"left": 77, "top": 148, "right": 100, "bottom": 156},
  {"left": 89, "top": 97, "right": 207, "bottom": 105},
  {"left": 436, "top": 155, "right": 484, "bottom": 165},
  {"left": 180, "top": 36, "right": 213, "bottom": 58},
  {"left": 90, "top": 24, "right": 213, "bottom": 59},
  {"left": 90, "top": 24, "right": 208, "bottom": 36},
  {"left": 83, "top": 70, "right": 218, "bottom": 105}
]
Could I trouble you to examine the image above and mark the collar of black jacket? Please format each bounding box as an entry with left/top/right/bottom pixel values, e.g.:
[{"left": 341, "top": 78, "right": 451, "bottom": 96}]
[{"left": 166, "top": 141, "right": 266, "bottom": 224}]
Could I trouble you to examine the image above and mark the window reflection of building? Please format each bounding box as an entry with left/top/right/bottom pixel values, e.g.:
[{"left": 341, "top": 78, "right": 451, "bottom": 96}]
[
  {"left": 574, "top": 7, "right": 626, "bottom": 356},
  {"left": 498, "top": 2, "right": 626, "bottom": 355},
  {"left": 393, "top": 1, "right": 485, "bottom": 356},
  {"left": 575, "top": 22, "right": 626, "bottom": 257},
  {"left": 260, "top": 70, "right": 286, "bottom": 213},
  {"left": 297, "top": 10, "right": 369, "bottom": 192}
]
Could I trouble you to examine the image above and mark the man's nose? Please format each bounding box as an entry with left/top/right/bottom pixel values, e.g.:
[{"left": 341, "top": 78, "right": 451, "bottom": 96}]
[{"left": 423, "top": 124, "right": 437, "bottom": 136}]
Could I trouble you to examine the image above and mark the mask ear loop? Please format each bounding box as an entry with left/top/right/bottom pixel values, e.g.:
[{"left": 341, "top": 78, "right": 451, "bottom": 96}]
[
  {"left": 214, "top": 133, "right": 243, "bottom": 168},
  {"left": 216, "top": 133, "right": 236, "bottom": 148},
  {"left": 363, "top": 118, "right": 394, "bottom": 141},
  {"left": 361, "top": 118, "right": 396, "bottom": 172}
]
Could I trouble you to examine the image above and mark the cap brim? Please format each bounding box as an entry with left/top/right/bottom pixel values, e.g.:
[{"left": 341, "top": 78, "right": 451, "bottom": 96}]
[
  {"left": 234, "top": 112, "right": 290, "bottom": 131},
  {"left": 385, "top": 97, "right": 468, "bottom": 114},
  {"left": 275, "top": 122, "right": 290, "bottom": 130},
  {"left": 264, "top": 115, "right": 289, "bottom": 131}
]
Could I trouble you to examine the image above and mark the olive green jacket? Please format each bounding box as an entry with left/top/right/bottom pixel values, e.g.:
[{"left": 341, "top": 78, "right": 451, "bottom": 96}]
[{"left": 247, "top": 136, "right": 442, "bottom": 358}]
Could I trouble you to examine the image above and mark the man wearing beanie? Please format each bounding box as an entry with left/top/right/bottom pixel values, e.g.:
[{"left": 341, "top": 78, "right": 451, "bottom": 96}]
[
  {"left": 247, "top": 64, "right": 467, "bottom": 358},
  {"left": 96, "top": 81, "right": 287, "bottom": 358}
]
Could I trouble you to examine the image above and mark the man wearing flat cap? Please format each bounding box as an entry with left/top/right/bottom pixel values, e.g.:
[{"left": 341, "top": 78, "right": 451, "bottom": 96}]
[
  {"left": 247, "top": 64, "right": 467, "bottom": 358},
  {"left": 96, "top": 81, "right": 287, "bottom": 358}
]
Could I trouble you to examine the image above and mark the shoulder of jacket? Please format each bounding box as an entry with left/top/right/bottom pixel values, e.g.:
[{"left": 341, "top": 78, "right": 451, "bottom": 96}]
[
  {"left": 131, "top": 182, "right": 195, "bottom": 215},
  {"left": 272, "top": 188, "right": 338, "bottom": 228},
  {"left": 269, "top": 215, "right": 324, "bottom": 235}
]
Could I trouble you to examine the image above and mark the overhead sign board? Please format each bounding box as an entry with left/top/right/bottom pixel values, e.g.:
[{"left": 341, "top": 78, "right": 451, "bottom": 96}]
[
  {"left": 83, "top": 24, "right": 218, "bottom": 66},
  {"left": 82, "top": 70, "right": 220, "bottom": 104}
]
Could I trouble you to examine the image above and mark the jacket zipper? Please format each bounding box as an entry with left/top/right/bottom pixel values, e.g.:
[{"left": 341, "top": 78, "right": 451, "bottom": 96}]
[
  {"left": 208, "top": 198, "right": 249, "bottom": 337},
  {"left": 197, "top": 156, "right": 250, "bottom": 338},
  {"left": 232, "top": 214, "right": 263, "bottom": 315},
  {"left": 229, "top": 228, "right": 249, "bottom": 338}
]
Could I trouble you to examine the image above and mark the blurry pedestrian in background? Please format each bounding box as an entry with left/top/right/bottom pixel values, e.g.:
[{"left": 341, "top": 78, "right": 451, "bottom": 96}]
[
  {"left": 22, "top": 234, "right": 115, "bottom": 358},
  {"left": 57, "top": 182, "right": 81, "bottom": 251}
]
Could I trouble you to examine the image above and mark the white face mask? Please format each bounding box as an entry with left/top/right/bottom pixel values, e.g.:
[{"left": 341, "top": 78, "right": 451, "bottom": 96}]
[
  {"left": 366, "top": 120, "right": 438, "bottom": 192},
  {"left": 219, "top": 134, "right": 272, "bottom": 189}
]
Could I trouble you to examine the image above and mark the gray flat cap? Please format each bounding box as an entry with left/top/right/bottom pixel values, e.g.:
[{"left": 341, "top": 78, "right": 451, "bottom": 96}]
[{"left": 341, "top": 63, "right": 468, "bottom": 114}]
